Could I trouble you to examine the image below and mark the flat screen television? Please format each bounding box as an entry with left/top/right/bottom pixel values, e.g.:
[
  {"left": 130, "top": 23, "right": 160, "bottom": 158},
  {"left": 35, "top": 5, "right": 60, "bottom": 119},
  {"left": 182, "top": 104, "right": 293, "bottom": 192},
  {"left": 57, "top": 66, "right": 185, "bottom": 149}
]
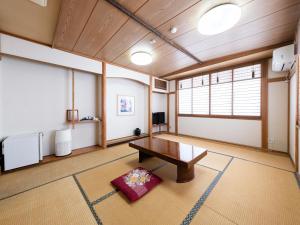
[{"left": 152, "top": 112, "right": 165, "bottom": 125}]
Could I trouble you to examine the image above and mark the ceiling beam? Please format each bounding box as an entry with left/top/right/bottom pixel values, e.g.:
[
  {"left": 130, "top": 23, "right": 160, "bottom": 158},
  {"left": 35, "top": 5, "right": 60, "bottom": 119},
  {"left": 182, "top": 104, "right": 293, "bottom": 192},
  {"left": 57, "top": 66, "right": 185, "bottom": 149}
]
[
  {"left": 104, "top": 0, "right": 202, "bottom": 64},
  {"left": 160, "top": 41, "right": 293, "bottom": 79}
]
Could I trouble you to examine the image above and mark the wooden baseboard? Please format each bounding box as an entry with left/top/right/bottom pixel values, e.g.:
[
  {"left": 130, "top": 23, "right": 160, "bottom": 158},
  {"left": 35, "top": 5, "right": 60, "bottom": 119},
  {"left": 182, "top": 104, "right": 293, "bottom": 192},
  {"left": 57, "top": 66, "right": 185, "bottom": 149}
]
[{"left": 107, "top": 133, "right": 148, "bottom": 147}]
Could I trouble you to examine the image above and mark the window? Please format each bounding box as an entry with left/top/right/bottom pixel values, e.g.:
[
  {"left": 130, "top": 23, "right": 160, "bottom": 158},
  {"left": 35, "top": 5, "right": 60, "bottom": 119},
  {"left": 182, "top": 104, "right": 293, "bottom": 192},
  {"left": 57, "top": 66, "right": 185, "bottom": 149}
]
[{"left": 178, "top": 63, "right": 262, "bottom": 118}]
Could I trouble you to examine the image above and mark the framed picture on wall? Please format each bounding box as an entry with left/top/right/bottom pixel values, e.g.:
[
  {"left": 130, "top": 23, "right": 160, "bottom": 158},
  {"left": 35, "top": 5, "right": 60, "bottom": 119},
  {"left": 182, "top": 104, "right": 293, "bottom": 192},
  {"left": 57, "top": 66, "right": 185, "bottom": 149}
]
[{"left": 117, "top": 95, "right": 135, "bottom": 116}]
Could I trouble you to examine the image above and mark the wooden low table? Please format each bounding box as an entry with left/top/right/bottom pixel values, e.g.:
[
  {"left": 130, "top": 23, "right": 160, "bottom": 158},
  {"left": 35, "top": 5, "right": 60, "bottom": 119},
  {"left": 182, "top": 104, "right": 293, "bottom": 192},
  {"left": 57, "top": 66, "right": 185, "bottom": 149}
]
[{"left": 129, "top": 137, "right": 207, "bottom": 183}]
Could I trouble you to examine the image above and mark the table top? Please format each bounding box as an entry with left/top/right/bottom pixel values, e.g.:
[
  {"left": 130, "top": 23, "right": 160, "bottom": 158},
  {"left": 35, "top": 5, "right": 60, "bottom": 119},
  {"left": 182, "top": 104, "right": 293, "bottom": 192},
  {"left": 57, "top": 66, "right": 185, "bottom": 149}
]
[{"left": 129, "top": 137, "right": 207, "bottom": 166}]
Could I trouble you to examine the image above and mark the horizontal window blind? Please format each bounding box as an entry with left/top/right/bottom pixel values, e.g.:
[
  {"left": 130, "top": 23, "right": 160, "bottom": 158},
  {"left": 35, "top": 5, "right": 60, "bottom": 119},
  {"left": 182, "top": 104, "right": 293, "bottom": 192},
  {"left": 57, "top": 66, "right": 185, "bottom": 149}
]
[
  {"left": 211, "top": 70, "right": 232, "bottom": 115},
  {"left": 233, "top": 64, "right": 261, "bottom": 116},
  {"left": 178, "top": 63, "right": 262, "bottom": 118}
]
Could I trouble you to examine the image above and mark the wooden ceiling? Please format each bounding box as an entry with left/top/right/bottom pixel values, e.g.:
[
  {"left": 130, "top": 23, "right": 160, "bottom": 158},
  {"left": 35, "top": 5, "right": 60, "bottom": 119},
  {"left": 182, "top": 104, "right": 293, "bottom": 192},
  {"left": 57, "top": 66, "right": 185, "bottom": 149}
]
[{"left": 1, "top": 0, "right": 299, "bottom": 77}]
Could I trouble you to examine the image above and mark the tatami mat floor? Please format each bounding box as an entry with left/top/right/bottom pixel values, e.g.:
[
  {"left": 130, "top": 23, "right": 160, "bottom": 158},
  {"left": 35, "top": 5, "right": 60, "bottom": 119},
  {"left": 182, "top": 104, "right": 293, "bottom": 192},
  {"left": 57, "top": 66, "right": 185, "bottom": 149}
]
[{"left": 0, "top": 134, "right": 299, "bottom": 225}]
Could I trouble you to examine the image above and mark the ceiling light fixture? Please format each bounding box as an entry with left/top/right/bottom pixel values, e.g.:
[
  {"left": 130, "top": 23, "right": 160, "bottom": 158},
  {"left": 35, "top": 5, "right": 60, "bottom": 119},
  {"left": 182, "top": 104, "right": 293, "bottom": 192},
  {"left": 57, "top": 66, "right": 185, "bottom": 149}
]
[
  {"left": 170, "top": 27, "right": 178, "bottom": 34},
  {"left": 130, "top": 51, "right": 153, "bottom": 66},
  {"left": 198, "top": 4, "right": 241, "bottom": 35},
  {"left": 150, "top": 39, "right": 156, "bottom": 44}
]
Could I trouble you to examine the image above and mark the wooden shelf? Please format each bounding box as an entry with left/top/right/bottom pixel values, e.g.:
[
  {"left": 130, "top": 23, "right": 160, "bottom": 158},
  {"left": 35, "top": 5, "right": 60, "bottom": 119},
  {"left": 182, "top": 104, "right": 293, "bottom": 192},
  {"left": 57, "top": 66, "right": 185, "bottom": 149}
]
[
  {"left": 66, "top": 120, "right": 101, "bottom": 124},
  {"left": 107, "top": 133, "right": 148, "bottom": 147}
]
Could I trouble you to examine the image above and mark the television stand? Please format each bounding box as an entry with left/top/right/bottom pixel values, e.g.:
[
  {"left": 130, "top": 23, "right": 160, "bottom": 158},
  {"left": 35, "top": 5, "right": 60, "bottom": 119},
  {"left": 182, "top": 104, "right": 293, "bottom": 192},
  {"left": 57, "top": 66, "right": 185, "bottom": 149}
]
[{"left": 153, "top": 123, "right": 167, "bottom": 133}]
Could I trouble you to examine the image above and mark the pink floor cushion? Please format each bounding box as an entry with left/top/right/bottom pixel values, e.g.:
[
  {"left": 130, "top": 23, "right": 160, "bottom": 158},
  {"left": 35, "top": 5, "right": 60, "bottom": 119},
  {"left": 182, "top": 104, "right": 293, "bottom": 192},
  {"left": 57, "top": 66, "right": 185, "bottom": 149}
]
[{"left": 111, "top": 167, "right": 162, "bottom": 202}]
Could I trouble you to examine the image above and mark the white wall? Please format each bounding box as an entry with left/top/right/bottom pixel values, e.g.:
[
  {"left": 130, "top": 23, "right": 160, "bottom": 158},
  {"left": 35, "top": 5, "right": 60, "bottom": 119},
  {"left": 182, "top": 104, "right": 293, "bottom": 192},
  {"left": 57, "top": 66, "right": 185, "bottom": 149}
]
[
  {"left": 152, "top": 93, "right": 167, "bottom": 133},
  {"left": 0, "top": 56, "right": 99, "bottom": 156},
  {"left": 178, "top": 117, "right": 262, "bottom": 147},
  {"left": 268, "top": 82, "right": 288, "bottom": 152},
  {"left": 170, "top": 58, "right": 289, "bottom": 149},
  {"left": 268, "top": 58, "right": 289, "bottom": 152},
  {"left": 106, "top": 78, "right": 148, "bottom": 140},
  {"left": 169, "top": 94, "right": 176, "bottom": 133},
  {"left": 289, "top": 73, "right": 297, "bottom": 163},
  {"left": 0, "top": 58, "right": 3, "bottom": 140}
]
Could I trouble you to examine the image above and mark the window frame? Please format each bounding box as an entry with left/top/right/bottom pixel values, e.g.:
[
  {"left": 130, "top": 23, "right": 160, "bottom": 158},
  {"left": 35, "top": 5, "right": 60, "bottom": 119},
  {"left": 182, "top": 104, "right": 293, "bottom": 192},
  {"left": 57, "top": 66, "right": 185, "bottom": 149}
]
[{"left": 177, "top": 61, "right": 265, "bottom": 120}]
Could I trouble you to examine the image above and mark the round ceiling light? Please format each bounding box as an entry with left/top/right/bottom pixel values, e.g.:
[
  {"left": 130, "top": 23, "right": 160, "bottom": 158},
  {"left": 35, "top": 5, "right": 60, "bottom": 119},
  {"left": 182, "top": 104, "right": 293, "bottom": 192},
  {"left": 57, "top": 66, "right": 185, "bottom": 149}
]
[
  {"left": 130, "top": 51, "right": 153, "bottom": 65},
  {"left": 198, "top": 4, "right": 241, "bottom": 35}
]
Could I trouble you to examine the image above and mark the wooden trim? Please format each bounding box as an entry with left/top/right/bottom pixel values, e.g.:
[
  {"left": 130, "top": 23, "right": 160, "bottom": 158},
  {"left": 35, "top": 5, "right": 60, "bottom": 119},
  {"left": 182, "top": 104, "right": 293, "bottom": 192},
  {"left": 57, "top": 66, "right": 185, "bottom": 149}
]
[
  {"left": 175, "top": 80, "right": 179, "bottom": 135},
  {"left": 167, "top": 93, "right": 170, "bottom": 133},
  {"left": 168, "top": 91, "right": 176, "bottom": 94},
  {"left": 261, "top": 60, "right": 268, "bottom": 150},
  {"left": 101, "top": 62, "right": 107, "bottom": 148},
  {"left": 288, "top": 80, "right": 290, "bottom": 154},
  {"left": 161, "top": 41, "right": 293, "bottom": 79},
  {"left": 295, "top": 56, "right": 299, "bottom": 171},
  {"left": 96, "top": 73, "right": 101, "bottom": 146},
  {"left": 148, "top": 76, "right": 153, "bottom": 137},
  {"left": 178, "top": 114, "right": 261, "bottom": 120},
  {"left": 152, "top": 90, "right": 168, "bottom": 94},
  {"left": 268, "top": 77, "right": 287, "bottom": 83}
]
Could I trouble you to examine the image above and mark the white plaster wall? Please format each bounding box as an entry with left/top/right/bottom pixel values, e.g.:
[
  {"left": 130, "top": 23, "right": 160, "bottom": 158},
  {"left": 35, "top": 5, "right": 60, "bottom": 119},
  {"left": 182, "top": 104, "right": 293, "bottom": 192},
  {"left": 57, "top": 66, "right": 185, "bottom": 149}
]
[
  {"left": 0, "top": 34, "right": 101, "bottom": 74},
  {"left": 0, "top": 58, "right": 3, "bottom": 140},
  {"left": 169, "top": 94, "right": 176, "bottom": 133},
  {"left": 169, "top": 80, "right": 176, "bottom": 92},
  {"left": 178, "top": 117, "right": 262, "bottom": 147},
  {"left": 152, "top": 93, "right": 167, "bottom": 133},
  {"left": 0, "top": 56, "right": 99, "bottom": 156},
  {"left": 289, "top": 74, "right": 297, "bottom": 163},
  {"left": 106, "top": 78, "right": 148, "bottom": 140},
  {"left": 268, "top": 81, "right": 288, "bottom": 152}
]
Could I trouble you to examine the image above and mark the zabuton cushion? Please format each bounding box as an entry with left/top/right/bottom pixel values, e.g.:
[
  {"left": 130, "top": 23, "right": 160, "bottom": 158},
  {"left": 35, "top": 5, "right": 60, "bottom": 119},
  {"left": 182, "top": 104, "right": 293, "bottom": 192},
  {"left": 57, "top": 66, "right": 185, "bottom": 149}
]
[{"left": 111, "top": 167, "right": 162, "bottom": 202}]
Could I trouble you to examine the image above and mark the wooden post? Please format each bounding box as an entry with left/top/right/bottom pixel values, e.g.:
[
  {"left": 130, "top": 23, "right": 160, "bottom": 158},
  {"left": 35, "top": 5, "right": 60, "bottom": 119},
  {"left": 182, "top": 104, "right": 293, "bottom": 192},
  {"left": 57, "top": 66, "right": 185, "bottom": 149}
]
[
  {"left": 101, "top": 62, "right": 107, "bottom": 148},
  {"left": 167, "top": 93, "right": 170, "bottom": 133},
  {"left": 72, "top": 69, "right": 75, "bottom": 129},
  {"left": 175, "top": 80, "right": 179, "bottom": 135},
  {"left": 148, "top": 76, "right": 153, "bottom": 137},
  {"left": 261, "top": 60, "right": 268, "bottom": 150}
]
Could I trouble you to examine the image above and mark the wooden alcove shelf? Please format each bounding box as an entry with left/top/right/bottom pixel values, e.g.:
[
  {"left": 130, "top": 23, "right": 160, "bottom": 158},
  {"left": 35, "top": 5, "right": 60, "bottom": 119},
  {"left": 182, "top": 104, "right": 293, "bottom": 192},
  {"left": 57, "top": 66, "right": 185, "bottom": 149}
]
[{"left": 107, "top": 133, "right": 148, "bottom": 147}]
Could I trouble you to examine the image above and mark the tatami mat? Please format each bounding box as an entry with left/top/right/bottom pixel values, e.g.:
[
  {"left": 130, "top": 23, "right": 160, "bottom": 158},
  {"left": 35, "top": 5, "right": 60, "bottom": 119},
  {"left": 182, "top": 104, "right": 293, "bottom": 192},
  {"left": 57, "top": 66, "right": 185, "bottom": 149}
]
[
  {"left": 204, "top": 158, "right": 300, "bottom": 225},
  {"left": 190, "top": 205, "right": 236, "bottom": 225},
  {"left": 0, "top": 177, "right": 97, "bottom": 225},
  {"left": 0, "top": 144, "right": 136, "bottom": 200},
  {"left": 76, "top": 154, "right": 165, "bottom": 202},
  {"left": 197, "top": 151, "right": 232, "bottom": 171},
  {"left": 93, "top": 164, "right": 218, "bottom": 225},
  {"left": 158, "top": 134, "right": 295, "bottom": 172}
]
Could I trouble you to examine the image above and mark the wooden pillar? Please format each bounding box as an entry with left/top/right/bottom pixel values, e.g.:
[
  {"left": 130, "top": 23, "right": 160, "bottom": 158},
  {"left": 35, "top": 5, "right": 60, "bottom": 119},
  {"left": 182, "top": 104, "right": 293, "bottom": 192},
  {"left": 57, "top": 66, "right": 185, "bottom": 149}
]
[
  {"left": 261, "top": 60, "right": 268, "bottom": 150},
  {"left": 167, "top": 93, "right": 170, "bottom": 133},
  {"left": 101, "top": 62, "right": 107, "bottom": 148},
  {"left": 148, "top": 76, "right": 153, "bottom": 137},
  {"left": 175, "top": 80, "right": 179, "bottom": 135}
]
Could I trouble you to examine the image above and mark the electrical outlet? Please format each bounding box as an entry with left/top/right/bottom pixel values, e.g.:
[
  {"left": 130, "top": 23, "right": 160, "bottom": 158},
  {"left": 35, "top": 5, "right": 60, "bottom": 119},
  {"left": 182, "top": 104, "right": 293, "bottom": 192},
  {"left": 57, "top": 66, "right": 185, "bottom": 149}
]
[{"left": 268, "top": 138, "right": 274, "bottom": 144}]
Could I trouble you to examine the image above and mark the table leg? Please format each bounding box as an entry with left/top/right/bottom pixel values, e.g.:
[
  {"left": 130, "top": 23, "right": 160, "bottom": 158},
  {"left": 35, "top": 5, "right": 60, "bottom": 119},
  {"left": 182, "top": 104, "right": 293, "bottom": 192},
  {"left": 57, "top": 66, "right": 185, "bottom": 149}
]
[
  {"left": 139, "top": 151, "right": 153, "bottom": 163},
  {"left": 177, "top": 165, "right": 194, "bottom": 183}
]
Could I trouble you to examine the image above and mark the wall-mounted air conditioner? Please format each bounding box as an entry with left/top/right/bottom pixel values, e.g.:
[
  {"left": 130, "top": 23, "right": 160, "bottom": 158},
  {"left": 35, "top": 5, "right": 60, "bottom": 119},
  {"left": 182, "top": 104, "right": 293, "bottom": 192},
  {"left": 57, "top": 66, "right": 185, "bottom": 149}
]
[{"left": 272, "top": 44, "right": 295, "bottom": 72}]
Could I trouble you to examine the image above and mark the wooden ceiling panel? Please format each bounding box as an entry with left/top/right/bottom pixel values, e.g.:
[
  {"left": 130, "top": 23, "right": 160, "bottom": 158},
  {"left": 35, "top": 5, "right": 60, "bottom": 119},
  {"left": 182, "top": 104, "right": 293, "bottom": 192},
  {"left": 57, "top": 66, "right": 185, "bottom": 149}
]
[
  {"left": 73, "top": 0, "right": 129, "bottom": 56},
  {"left": 53, "top": 0, "right": 97, "bottom": 50},
  {"left": 196, "top": 23, "right": 296, "bottom": 61},
  {"left": 95, "top": 19, "right": 149, "bottom": 62},
  {"left": 113, "top": 32, "right": 166, "bottom": 66},
  {"left": 184, "top": 5, "right": 300, "bottom": 55},
  {"left": 116, "top": 0, "right": 149, "bottom": 12},
  {"left": 135, "top": 0, "right": 200, "bottom": 28}
]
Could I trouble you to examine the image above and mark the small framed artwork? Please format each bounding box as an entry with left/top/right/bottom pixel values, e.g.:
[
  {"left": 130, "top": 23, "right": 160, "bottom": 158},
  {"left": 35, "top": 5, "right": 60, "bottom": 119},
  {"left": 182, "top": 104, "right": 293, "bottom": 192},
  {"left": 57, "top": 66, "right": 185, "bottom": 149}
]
[
  {"left": 117, "top": 95, "right": 135, "bottom": 116},
  {"left": 66, "top": 109, "right": 79, "bottom": 121}
]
